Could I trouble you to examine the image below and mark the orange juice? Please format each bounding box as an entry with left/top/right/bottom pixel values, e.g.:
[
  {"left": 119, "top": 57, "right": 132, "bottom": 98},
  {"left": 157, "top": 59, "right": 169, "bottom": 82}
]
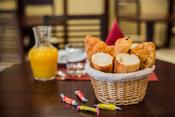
[{"left": 29, "top": 47, "right": 58, "bottom": 81}]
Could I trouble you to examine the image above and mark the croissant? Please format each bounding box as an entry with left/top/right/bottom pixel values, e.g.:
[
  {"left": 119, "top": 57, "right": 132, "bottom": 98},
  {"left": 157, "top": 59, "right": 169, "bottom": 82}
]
[
  {"left": 130, "top": 42, "right": 156, "bottom": 69},
  {"left": 89, "top": 41, "right": 107, "bottom": 58},
  {"left": 84, "top": 35, "right": 102, "bottom": 60}
]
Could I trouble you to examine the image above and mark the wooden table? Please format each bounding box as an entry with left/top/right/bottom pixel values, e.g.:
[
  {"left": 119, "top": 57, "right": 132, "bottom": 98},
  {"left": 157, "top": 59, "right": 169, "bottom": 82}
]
[{"left": 0, "top": 60, "right": 175, "bottom": 117}]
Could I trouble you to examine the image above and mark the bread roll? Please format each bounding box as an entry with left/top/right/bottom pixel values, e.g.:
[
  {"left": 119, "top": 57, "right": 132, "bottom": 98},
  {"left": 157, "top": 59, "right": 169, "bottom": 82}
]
[
  {"left": 130, "top": 42, "right": 156, "bottom": 69},
  {"left": 91, "top": 52, "right": 113, "bottom": 73},
  {"left": 114, "top": 53, "right": 140, "bottom": 73},
  {"left": 114, "top": 37, "right": 132, "bottom": 56}
]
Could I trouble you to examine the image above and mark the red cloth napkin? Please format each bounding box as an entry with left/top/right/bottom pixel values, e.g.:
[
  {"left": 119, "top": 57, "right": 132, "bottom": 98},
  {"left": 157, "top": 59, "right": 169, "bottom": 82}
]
[
  {"left": 148, "top": 73, "right": 158, "bottom": 81},
  {"left": 105, "top": 20, "right": 124, "bottom": 45}
]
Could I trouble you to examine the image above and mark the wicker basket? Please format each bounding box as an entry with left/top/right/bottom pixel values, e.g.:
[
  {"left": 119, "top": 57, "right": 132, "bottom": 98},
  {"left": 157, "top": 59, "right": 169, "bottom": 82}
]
[{"left": 85, "top": 63, "right": 155, "bottom": 105}]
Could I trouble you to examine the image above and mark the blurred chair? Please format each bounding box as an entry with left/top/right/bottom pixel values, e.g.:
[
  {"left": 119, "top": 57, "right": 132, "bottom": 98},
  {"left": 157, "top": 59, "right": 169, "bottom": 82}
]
[
  {"left": 0, "top": 10, "right": 24, "bottom": 71},
  {"left": 44, "top": 15, "right": 107, "bottom": 49},
  {"left": 44, "top": 16, "right": 66, "bottom": 48},
  {"left": 22, "top": 0, "right": 55, "bottom": 15},
  {"left": 163, "top": 0, "right": 175, "bottom": 47},
  {"left": 17, "top": 0, "right": 55, "bottom": 51}
]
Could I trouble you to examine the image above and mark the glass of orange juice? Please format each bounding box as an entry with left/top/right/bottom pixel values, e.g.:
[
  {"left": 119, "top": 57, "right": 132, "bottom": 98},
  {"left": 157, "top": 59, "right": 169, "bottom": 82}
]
[{"left": 29, "top": 26, "right": 58, "bottom": 81}]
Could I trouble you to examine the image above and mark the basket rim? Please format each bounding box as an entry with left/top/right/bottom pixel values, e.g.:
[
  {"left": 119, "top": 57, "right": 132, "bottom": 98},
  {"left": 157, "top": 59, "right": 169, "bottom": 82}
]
[{"left": 85, "top": 63, "right": 155, "bottom": 82}]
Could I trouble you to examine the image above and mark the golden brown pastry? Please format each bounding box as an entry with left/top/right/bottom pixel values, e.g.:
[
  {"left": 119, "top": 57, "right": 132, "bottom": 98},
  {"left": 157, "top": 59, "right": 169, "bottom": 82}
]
[
  {"left": 114, "top": 53, "right": 140, "bottom": 73},
  {"left": 104, "top": 45, "right": 114, "bottom": 56},
  {"left": 89, "top": 41, "right": 107, "bottom": 58},
  {"left": 130, "top": 43, "right": 139, "bottom": 49},
  {"left": 114, "top": 37, "right": 132, "bottom": 56},
  {"left": 130, "top": 42, "right": 156, "bottom": 69},
  {"left": 91, "top": 52, "right": 113, "bottom": 73},
  {"left": 84, "top": 35, "right": 102, "bottom": 60}
]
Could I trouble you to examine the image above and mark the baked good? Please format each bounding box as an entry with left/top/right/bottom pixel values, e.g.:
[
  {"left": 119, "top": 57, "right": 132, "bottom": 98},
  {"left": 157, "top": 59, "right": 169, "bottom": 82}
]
[
  {"left": 91, "top": 52, "right": 113, "bottom": 73},
  {"left": 84, "top": 35, "right": 101, "bottom": 60},
  {"left": 114, "top": 37, "right": 132, "bottom": 56},
  {"left": 89, "top": 41, "right": 107, "bottom": 57},
  {"left": 114, "top": 53, "right": 140, "bottom": 73},
  {"left": 104, "top": 45, "right": 114, "bottom": 56},
  {"left": 85, "top": 35, "right": 155, "bottom": 73},
  {"left": 84, "top": 35, "right": 107, "bottom": 60},
  {"left": 130, "top": 43, "right": 139, "bottom": 49},
  {"left": 130, "top": 42, "right": 156, "bottom": 69}
]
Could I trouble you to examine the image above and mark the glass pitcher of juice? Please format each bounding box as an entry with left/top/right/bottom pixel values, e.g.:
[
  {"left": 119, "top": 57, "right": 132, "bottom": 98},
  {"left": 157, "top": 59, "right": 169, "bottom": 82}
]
[{"left": 29, "top": 26, "right": 58, "bottom": 81}]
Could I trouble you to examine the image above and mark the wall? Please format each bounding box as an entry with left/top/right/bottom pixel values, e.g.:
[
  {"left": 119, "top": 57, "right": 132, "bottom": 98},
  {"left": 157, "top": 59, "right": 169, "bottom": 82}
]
[
  {"left": 0, "top": 0, "right": 170, "bottom": 47},
  {"left": 140, "top": 0, "right": 168, "bottom": 46}
]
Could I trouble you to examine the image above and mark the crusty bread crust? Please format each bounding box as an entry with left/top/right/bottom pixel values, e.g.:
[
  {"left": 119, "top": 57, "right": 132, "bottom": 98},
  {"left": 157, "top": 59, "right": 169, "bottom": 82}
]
[
  {"left": 114, "top": 60, "right": 140, "bottom": 73},
  {"left": 91, "top": 61, "right": 113, "bottom": 73},
  {"left": 91, "top": 53, "right": 114, "bottom": 73},
  {"left": 114, "top": 53, "right": 140, "bottom": 73}
]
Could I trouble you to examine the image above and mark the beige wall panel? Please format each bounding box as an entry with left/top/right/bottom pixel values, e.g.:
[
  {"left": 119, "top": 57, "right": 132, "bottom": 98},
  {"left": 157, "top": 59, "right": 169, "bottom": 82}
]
[
  {"left": 141, "top": 0, "right": 168, "bottom": 16},
  {"left": 68, "top": 0, "right": 104, "bottom": 15},
  {"left": 26, "top": 0, "right": 63, "bottom": 16},
  {"left": 109, "top": 0, "right": 116, "bottom": 30},
  {"left": 0, "top": 1, "right": 16, "bottom": 10},
  {"left": 154, "top": 23, "right": 167, "bottom": 46},
  {"left": 140, "top": 0, "right": 168, "bottom": 46},
  {"left": 54, "top": 0, "right": 64, "bottom": 15}
]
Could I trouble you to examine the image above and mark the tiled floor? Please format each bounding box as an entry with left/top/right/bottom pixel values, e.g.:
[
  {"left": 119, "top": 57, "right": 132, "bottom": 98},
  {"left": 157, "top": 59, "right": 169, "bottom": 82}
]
[{"left": 156, "top": 48, "right": 175, "bottom": 64}]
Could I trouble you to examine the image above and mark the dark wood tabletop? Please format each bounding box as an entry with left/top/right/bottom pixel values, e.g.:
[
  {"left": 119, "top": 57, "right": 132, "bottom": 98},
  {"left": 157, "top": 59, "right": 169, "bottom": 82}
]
[{"left": 0, "top": 60, "right": 175, "bottom": 117}]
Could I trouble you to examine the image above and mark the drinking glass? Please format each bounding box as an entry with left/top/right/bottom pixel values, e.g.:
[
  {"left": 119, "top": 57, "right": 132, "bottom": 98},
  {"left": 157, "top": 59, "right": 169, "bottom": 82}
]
[{"left": 65, "top": 43, "right": 86, "bottom": 76}]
